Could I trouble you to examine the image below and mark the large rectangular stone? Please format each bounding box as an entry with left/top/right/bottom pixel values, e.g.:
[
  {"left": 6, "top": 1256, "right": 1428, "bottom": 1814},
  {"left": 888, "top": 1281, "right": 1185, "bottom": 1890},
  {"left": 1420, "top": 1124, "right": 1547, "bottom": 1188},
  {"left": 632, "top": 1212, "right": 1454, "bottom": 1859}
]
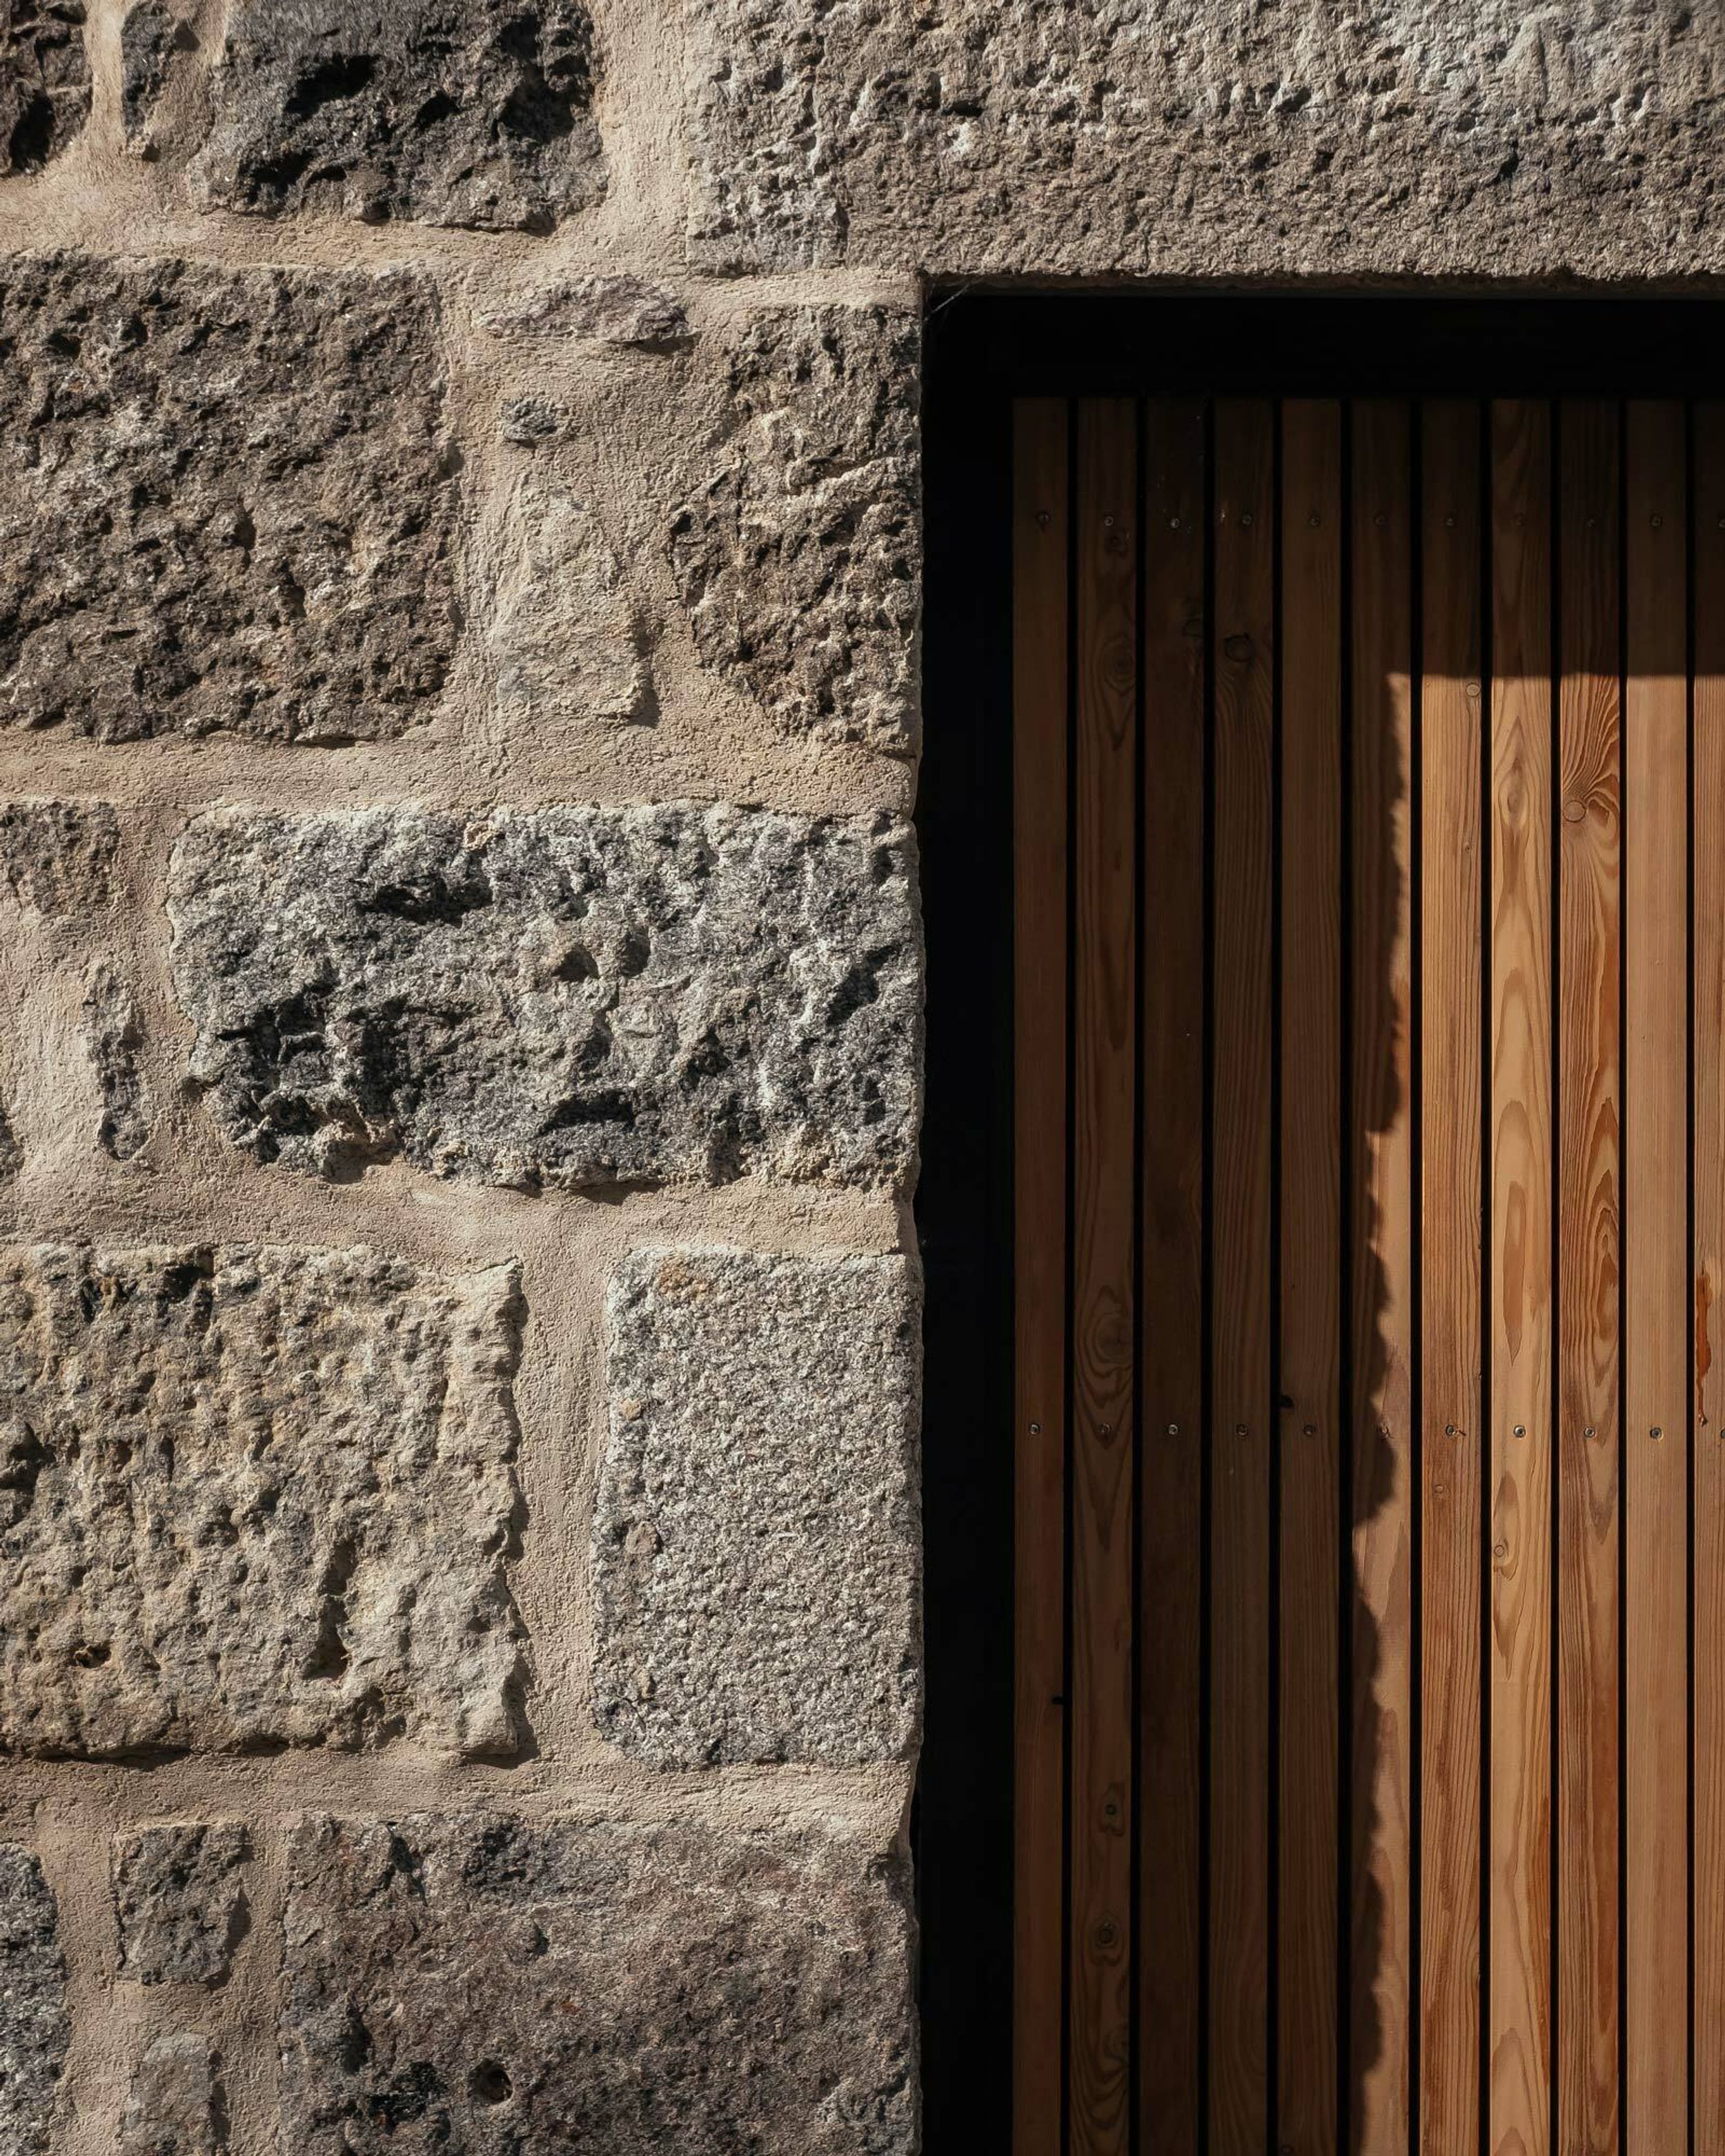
[
  {"left": 281, "top": 1812, "right": 915, "bottom": 2155},
  {"left": 1, "top": 0, "right": 88, "bottom": 173},
  {"left": 0, "top": 1245, "right": 523, "bottom": 1758},
  {"left": 168, "top": 806, "right": 922, "bottom": 1192},
  {"left": 0, "top": 1844, "right": 67, "bottom": 2156},
  {"left": 593, "top": 1249, "right": 920, "bottom": 1766},
  {"left": 0, "top": 255, "right": 460, "bottom": 743}
]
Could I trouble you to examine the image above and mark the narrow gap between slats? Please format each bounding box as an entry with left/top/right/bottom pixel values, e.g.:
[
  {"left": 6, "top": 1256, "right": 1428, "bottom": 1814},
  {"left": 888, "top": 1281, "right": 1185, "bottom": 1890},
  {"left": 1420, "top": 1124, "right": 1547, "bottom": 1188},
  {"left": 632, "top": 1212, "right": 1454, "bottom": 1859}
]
[
  {"left": 1615, "top": 393, "right": 1630, "bottom": 2156},
  {"left": 1061, "top": 395, "right": 1081, "bottom": 2156},
  {"left": 1478, "top": 395, "right": 1496, "bottom": 2156},
  {"left": 1337, "top": 398, "right": 1358, "bottom": 2154},
  {"left": 1128, "top": 400, "right": 1149, "bottom": 2156},
  {"left": 1548, "top": 398, "right": 1565, "bottom": 2156},
  {"left": 1687, "top": 395, "right": 1699, "bottom": 2156},
  {"left": 1198, "top": 395, "right": 1219, "bottom": 2156},
  {"left": 1408, "top": 398, "right": 1427, "bottom": 2156},
  {"left": 1268, "top": 399, "right": 1288, "bottom": 2153}
]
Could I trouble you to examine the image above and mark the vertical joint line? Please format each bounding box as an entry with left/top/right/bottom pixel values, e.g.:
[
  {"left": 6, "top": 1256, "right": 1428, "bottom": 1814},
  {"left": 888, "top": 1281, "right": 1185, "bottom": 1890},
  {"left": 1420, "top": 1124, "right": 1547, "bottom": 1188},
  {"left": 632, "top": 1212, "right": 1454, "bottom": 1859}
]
[
  {"left": 1061, "top": 396, "right": 1081, "bottom": 2156},
  {"left": 1268, "top": 397, "right": 1288, "bottom": 2146},
  {"left": 1479, "top": 397, "right": 1495, "bottom": 2156},
  {"left": 1198, "top": 395, "right": 1218, "bottom": 2156}
]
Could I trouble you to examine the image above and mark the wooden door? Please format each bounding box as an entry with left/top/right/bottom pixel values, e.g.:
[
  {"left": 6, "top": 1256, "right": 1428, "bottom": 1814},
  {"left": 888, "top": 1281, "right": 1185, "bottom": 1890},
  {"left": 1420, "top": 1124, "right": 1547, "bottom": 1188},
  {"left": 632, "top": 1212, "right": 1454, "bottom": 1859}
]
[{"left": 1012, "top": 395, "right": 1725, "bottom": 2155}]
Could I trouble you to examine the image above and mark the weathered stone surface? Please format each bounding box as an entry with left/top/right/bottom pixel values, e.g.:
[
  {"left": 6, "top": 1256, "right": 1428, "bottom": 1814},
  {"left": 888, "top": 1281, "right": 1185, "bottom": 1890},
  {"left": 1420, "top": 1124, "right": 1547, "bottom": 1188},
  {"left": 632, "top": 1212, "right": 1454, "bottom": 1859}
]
[
  {"left": 669, "top": 306, "right": 918, "bottom": 753},
  {"left": 0, "top": 255, "right": 460, "bottom": 744},
  {"left": 491, "top": 475, "right": 643, "bottom": 726},
  {"left": 686, "top": 0, "right": 1725, "bottom": 279},
  {"left": 192, "top": 0, "right": 604, "bottom": 230},
  {"left": 0, "top": 1243, "right": 523, "bottom": 1758},
  {"left": 169, "top": 806, "right": 921, "bottom": 1191},
  {"left": 1, "top": 0, "right": 88, "bottom": 173},
  {"left": 120, "top": 0, "right": 193, "bottom": 150},
  {"left": 594, "top": 1249, "right": 920, "bottom": 1766},
  {"left": 0, "top": 800, "right": 118, "bottom": 913},
  {"left": 114, "top": 1823, "right": 248, "bottom": 1986},
  {"left": 481, "top": 274, "right": 688, "bottom": 347},
  {"left": 119, "top": 2033, "right": 224, "bottom": 2156},
  {"left": 0, "top": 1103, "right": 18, "bottom": 1181},
  {"left": 282, "top": 1812, "right": 915, "bottom": 2155},
  {"left": 83, "top": 962, "right": 148, "bottom": 1161},
  {"left": 0, "top": 1844, "right": 67, "bottom": 2156}
]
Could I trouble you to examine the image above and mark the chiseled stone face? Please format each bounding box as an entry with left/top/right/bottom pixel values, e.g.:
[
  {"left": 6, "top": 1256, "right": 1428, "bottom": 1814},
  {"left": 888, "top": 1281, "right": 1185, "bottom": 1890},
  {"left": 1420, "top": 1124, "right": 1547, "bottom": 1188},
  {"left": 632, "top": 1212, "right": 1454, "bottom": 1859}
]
[
  {"left": 0, "top": 1245, "right": 524, "bottom": 1759},
  {"left": 119, "top": 2033, "right": 224, "bottom": 2156},
  {"left": 1, "top": 0, "right": 88, "bottom": 174},
  {"left": 0, "top": 800, "right": 119, "bottom": 915},
  {"left": 114, "top": 1823, "right": 250, "bottom": 1987},
  {"left": 168, "top": 806, "right": 923, "bottom": 1192},
  {"left": 686, "top": 0, "right": 1725, "bottom": 279},
  {"left": 0, "top": 1844, "right": 68, "bottom": 2156},
  {"left": 188, "top": 0, "right": 605, "bottom": 230},
  {"left": 0, "top": 255, "right": 460, "bottom": 744},
  {"left": 669, "top": 306, "right": 920, "bottom": 754},
  {"left": 281, "top": 1812, "right": 916, "bottom": 2155},
  {"left": 593, "top": 1249, "right": 920, "bottom": 1766}
]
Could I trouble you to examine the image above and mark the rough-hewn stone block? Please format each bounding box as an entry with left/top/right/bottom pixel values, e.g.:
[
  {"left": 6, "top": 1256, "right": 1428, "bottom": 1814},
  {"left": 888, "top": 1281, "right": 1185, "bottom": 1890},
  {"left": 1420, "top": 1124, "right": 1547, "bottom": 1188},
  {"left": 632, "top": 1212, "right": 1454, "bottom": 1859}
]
[
  {"left": 491, "top": 475, "right": 644, "bottom": 728},
  {"left": 120, "top": 0, "right": 192, "bottom": 152},
  {"left": 114, "top": 1823, "right": 249, "bottom": 1986},
  {"left": 169, "top": 806, "right": 921, "bottom": 1191},
  {"left": 1, "top": 1, "right": 88, "bottom": 173},
  {"left": 0, "top": 255, "right": 460, "bottom": 744},
  {"left": 669, "top": 307, "right": 919, "bottom": 753},
  {"left": 281, "top": 1812, "right": 915, "bottom": 2155},
  {"left": 189, "top": 0, "right": 604, "bottom": 230},
  {"left": 0, "top": 800, "right": 118, "bottom": 914},
  {"left": 83, "top": 961, "right": 148, "bottom": 1160},
  {"left": 481, "top": 274, "right": 688, "bottom": 347},
  {"left": 119, "top": 2033, "right": 224, "bottom": 2156},
  {"left": 0, "top": 1844, "right": 67, "bottom": 2156},
  {"left": 686, "top": 0, "right": 1725, "bottom": 280},
  {"left": 0, "top": 1245, "right": 523, "bottom": 1759},
  {"left": 593, "top": 1249, "right": 920, "bottom": 1766}
]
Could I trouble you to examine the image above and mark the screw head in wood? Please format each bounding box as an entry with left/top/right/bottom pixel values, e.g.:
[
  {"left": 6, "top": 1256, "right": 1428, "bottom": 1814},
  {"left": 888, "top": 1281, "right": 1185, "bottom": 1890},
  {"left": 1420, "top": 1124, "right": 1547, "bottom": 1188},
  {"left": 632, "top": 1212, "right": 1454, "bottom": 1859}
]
[
  {"left": 1241, "top": 512, "right": 1253, "bottom": 527},
  {"left": 1513, "top": 1424, "right": 1526, "bottom": 1437},
  {"left": 1167, "top": 1423, "right": 1179, "bottom": 1436},
  {"left": 1653, "top": 513, "right": 1664, "bottom": 529},
  {"left": 1302, "top": 1421, "right": 1317, "bottom": 1436},
  {"left": 1445, "top": 1423, "right": 1458, "bottom": 1436},
  {"left": 1029, "top": 1421, "right": 1042, "bottom": 1435},
  {"left": 1650, "top": 1425, "right": 1664, "bottom": 1440},
  {"left": 1234, "top": 1423, "right": 1248, "bottom": 1436},
  {"left": 1584, "top": 1425, "right": 1596, "bottom": 1438}
]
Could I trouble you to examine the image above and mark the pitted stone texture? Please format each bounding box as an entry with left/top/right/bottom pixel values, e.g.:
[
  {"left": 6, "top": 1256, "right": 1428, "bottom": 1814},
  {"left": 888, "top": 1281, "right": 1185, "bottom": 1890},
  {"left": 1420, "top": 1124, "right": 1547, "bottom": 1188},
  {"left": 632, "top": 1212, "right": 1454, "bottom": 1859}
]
[
  {"left": 0, "top": 1244, "right": 524, "bottom": 1759},
  {"left": 687, "top": 0, "right": 1725, "bottom": 279},
  {"left": 115, "top": 1823, "right": 249, "bottom": 1986},
  {"left": 192, "top": 0, "right": 604, "bottom": 230},
  {"left": 120, "top": 0, "right": 193, "bottom": 150},
  {"left": 0, "top": 1844, "right": 67, "bottom": 2156},
  {"left": 282, "top": 1812, "right": 915, "bottom": 2155},
  {"left": 119, "top": 2033, "right": 224, "bottom": 2156},
  {"left": 669, "top": 306, "right": 918, "bottom": 753},
  {"left": 169, "top": 805, "right": 921, "bottom": 1191},
  {"left": 1, "top": 1, "right": 88, "bottom": 173},
  {"left": 482, "top": 273, "right": 688, "bottom": 347},
  {"left": 594, "top": 1249, "right": 920, "bottom": 1766},
  {"left": 491, "top": 475, "right": 644, "bottom": 727},
  {"left": 84, "top": 962, "right": 148, "bottom": 1160},
  {"left": 0, "top": 800, "right": 118, "bottom": 914},
  {"left": 0, "top": 255, "right": 459, "bottom": 744}
]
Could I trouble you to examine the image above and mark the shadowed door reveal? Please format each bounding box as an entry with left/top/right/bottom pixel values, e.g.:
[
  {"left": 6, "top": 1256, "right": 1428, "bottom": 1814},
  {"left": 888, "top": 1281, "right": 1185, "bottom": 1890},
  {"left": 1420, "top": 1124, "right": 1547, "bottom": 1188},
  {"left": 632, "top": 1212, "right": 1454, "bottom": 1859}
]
[{"left": 1009, "top": 394, "right": 1725, "bottom": 2156}]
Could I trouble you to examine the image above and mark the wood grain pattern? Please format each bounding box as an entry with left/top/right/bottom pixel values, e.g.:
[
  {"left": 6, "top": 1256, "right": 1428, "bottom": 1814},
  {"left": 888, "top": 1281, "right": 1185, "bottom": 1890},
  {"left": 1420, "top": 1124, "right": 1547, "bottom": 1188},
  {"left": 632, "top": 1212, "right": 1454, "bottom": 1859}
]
[
  {"left": 1069, "top": 398, "right": 1137, "bottom": 2156},
  {"left": 1555, "top": 397, "right": 1622, "bottom": 2156},
  {"left": 1011, "top": 398, "right": 1070, "bottom": 2156},
  {"left": 1138, "top": 396, "right": 1205, "bottom": 2156},
  {"left": 1277, "top": 398, "right": 1343, "bottom": 2156},
  {"left": 1418, "top": 399, "right": 1485, "bottom": 2156},
  {"left": 1209, "top": 398, "right": 1276, "bottom": 2156},
  {"left": 1350, "top": 399, "right": 1415, "bottom": 2156},
  {"left": 1486, "top": 398, "right": 1553, "bottom": 2156},
  {"left": 1622, "top": 399, "right": 1689, "bottom": 2156}
]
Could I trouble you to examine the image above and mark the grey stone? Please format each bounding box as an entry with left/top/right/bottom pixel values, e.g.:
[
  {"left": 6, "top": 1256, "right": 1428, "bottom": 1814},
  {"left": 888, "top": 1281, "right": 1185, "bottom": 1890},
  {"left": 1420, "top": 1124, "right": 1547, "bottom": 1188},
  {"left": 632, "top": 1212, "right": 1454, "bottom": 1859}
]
[
  {"left": 83, "top": 962, "right": 148, "bottom": 1161},
  {"left": 120, "top": 0, "right": 195, "bottom": 150},
  {"left": 0, "top": 255, "right": 460, "bottom": 744},
  {"left": 119, "top": 2033, "right": 224, "bottom": 2156},
  {"left": 1, "top": 0, "right": 88, "bottom": 173},
  {"left": 669, "top": 306, "right": 919, "bottom": 754},
  {"left": 192, "top": 0, "right": 605, "bottom": 231},
  {"left": 0, "top": 801, "right": 119, "bottom": 914},
  {"left": 499, "top": 393, "right": 563, "bottom": 445},
  {"left": 0, "top": 1844, "right": 67, "bottom": 2156},
  {"left": 281, "top": 1811, "right": 915, "bottom": 2155},
  {"left": 0, "top": 1243, "right": 524, "bottom": 1759},
  {"left": 593, "top": 1249, "right": 920, "bottom": 1766},
  {"left": 481, "top": 274, "right": 688, "bottom": 347},
  {"left": 685, "top": 0, "right": 1725, "bottom": 280},
  {"left": 491, "top": 476, "right": 644, "bottom": 726},
  {"left": 168, "top": 805, "right": 921, "bottom": 1192},
  {"left": 0, "top": 1102, "right": 19, "bottom": 1183},
  {"left": 114, "top": 1823, "right": 248, "bottom": 1986}
]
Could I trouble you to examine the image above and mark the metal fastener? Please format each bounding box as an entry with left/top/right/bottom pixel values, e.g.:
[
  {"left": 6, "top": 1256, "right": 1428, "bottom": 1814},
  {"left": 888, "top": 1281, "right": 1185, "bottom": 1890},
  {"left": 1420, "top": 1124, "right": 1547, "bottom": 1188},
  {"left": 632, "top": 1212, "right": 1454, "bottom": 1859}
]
[
  {"left": 1651, "top": 1425, "right": 1664, "bottom": 1440},
  {"left": 1029, "top": 1421, "right": 1042, "bottom": 1435},
  {"left": 1168, "top": 1423, "right": 1179, "bottom": 1436},
  {"left": 1234, "top": 1423, "right": 1248, "bottom": 1436},
  {"left": 1513, "top": 1424, "right": 1526, "bottom": 1438},
  {"left": 1302, "top": 1422, "right": 1317, "bottom": 1436}
]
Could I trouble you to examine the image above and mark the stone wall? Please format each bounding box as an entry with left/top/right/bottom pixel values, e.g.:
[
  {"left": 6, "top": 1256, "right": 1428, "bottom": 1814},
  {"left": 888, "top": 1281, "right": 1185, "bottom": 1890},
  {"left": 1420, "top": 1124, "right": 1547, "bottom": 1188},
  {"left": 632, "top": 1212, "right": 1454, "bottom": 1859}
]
[{"left": 2, "top": 0, "right": 1722, "bottom": 2148}]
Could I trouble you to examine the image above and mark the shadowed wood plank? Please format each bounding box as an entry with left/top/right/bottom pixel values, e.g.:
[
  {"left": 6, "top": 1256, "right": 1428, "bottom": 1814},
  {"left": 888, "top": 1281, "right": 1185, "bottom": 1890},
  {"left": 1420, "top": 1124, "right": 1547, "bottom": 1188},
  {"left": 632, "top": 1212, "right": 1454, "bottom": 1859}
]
[{"left": 1012, "top": 397, "right": 1069, "bottom": 2156}]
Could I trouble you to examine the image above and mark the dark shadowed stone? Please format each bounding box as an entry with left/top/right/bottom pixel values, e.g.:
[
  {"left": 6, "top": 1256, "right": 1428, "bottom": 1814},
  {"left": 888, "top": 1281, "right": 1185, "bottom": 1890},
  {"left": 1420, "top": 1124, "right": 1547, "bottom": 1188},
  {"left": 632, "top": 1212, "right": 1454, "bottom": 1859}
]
[
  {"left": 120, "top": 0, "right": 195, "bottom": 150},
  {"left": 0, "top": 1244, "right": 524, "bottom": 1759},
  {"left": 114, "top": 1823, "right": 249, "bottom": 1986},
  {"left": 669, "top": 306, "right": 919, "bottom": 754},
  {"left": 83, "top": 961, "right": 148, "bottom": 1160},
  {"left": 593, "top": 1249, "right": 920, "bottom": 1766},
  {"left": 1, "top": 0, "right": 88, "bottom": 173},
  {"left": 0, "top": 1844, "right": 67, "bottom": 2156},
  {"left": 281, "top": 1812, "right": 915, "bottom": 2155},
  {"left": 168, "top": 805, "right": 922, "bottom": 1191},
  {"left": 0, "top": 801, "right": 118, "bottom": 914},
  {"left": 0, "top": 255, "right": 460, "bottom": 744},
  {"left": 119, "top": 2033, "right": 225, "bottom": 2156},
  {"left": 192, "top": 0, "right": 605, "bottom": 230}
]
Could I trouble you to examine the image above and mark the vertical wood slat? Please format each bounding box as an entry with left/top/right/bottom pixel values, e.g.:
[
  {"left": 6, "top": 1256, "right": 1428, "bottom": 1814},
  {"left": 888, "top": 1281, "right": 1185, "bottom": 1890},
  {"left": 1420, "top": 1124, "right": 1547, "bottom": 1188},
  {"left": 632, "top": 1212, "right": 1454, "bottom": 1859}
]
[
  {"left": 1419, "top": 399, "right": 1486, "bottom": 2156},
  {"left": 1209, "top": 398, "right": 1276, "bottom": 2156},
  {"left": 1486, "top": 399, "right": 1555, "bottom": 2156},
  {"left": 1277, "top": 399, "right": 1343, "bottom": 2156},
  {"left": 1623, "top": 399, "right": 1690, "bottom": 2156},
  {"left": 1069, "top": 399, "right": 1138, "bottom": 2156},
  {"left": 1695, "top": 400, "right": 1725, "bottom": 2156},
  {"left": 1350, "top": 399, "right": 1416, "bottom": 2156},
  {"left": 1138, "top": 397, "right": 1206, "bottom": 2156},
  {"left": 1012, "top": 398, "right": 1070, "bottom": 2156},
  {"left": 1556, "top": 398, "right": 1623, "bottom": 2156}
]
